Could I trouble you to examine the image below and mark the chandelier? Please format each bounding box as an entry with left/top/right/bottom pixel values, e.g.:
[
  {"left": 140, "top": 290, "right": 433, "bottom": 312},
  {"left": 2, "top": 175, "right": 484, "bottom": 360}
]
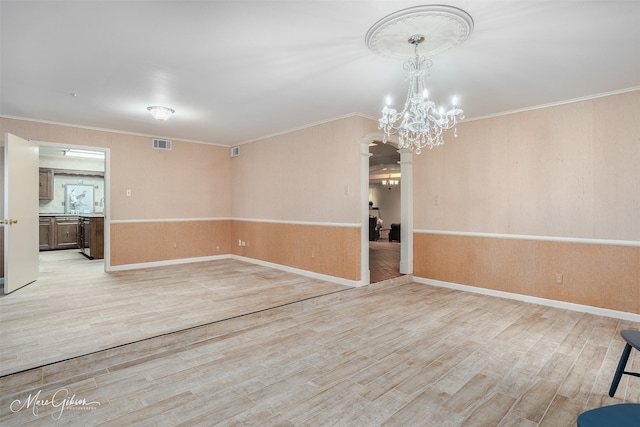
[
  {"left": 379, "top": 35, "right": 464, "bottom": 154},
  {"left": 365, "top": 5, "right": 473, "bottom": 154},
  {"left": 382, "top": 175, "right": 399, "bottom": 190}
]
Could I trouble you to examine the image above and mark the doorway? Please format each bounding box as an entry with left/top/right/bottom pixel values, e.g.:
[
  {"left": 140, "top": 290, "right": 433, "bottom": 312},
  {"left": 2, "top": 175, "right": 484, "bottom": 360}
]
[
  {"left": 36, "top": 141, "right": 110, "bottom": 273},
  {"left": 369, "top": 141, "right": 402, "bottom": 283},
  {"left": 360, "top": 133, "right": 413, "bottom": 286}
]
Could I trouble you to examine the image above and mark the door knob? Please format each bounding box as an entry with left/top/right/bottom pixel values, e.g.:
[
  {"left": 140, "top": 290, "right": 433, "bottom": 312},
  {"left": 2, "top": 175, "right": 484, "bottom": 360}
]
[{"left": 3, "top": 219, "right": 18, "bottom": 225}]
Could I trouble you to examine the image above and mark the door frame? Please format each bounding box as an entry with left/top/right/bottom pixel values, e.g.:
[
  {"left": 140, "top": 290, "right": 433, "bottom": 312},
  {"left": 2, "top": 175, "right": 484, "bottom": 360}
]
[
  {"left": 360, "top": 132, "right": 413, "bottom": 286},
  {"left": 34, "top": 141, "right": 111, "bottom": 272}
]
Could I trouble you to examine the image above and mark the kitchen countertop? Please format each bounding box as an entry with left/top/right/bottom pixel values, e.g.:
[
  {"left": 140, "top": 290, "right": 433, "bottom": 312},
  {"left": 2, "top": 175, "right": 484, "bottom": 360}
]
[{"left": 40, "top": 213, "right": 104, "bottom": 217}]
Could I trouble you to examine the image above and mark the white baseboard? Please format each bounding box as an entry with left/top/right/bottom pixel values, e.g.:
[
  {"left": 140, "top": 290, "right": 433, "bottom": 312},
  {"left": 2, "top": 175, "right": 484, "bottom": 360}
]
[
  {"left": 108, "top": 255, "right": 229, "bottom": 271},
  {"left": 414, "top": 276, "right": 640, "bottom": 323},
  {"left": 108, "top": 254, "right": 363, "bottom": 287},
  {"left": 230, "top": 255, "right": 362, "bottom": 288}
]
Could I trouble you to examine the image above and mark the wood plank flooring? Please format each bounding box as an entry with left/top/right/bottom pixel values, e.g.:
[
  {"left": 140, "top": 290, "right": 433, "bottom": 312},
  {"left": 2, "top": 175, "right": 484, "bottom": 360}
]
[
  {"left": 1, "top": 251, "right": 639, "bottom": 426},
  {"left": 0, "top": 250, "right": 349, "bottom": 377},
  {"left": 369, "top": 235, "right": 402, "bottom": 283}
]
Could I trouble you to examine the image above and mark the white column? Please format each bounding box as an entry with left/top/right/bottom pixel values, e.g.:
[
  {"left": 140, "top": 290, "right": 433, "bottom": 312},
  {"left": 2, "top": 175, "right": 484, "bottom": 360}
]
[
  {"left": 399, "top": 148, "right": 413, "bottom": 274},
  {"left": 360, "top": 140, "right": 372, "bottom": 286}
]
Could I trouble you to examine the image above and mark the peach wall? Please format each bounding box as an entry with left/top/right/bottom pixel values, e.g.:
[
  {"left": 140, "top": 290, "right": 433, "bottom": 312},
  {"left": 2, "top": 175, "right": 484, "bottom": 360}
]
[
  {"left": 414, "top": 91, "right": 640, "bottom": 240},
  {"left": 228, "top": 115, "right": 377, "bottom": 282},
  {"left": 111, "top": 220, "right": 230, "bottom": 266},
  {"left": 1, "top": 117, "right": 231, "bottom": 267},
  {"left": 1, "top": 115, "right": 375, "bottom": 281},
  {"left": 415, "top": 233, "right": 639, "bottom": 314},
  {"left": 231, "top": 220, "right": 360, "bottom": 281},
  {"left": 230, "top": 116, "right": 376, "bottom": 224},
  {"left": 412, "top": 91, "right": 640, "bottom": 314},
  {"left": 0, "top": 118, "right": 231, "bottom": 221}
]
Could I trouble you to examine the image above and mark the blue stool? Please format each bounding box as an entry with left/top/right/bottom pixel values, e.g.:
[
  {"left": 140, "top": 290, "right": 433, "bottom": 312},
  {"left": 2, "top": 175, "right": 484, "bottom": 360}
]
[
  {"left": 577, "top": 403, "right": 640, "bottom": 426},
  {"left": 609, "top": 330, "right": 640, "bottom": 397}
]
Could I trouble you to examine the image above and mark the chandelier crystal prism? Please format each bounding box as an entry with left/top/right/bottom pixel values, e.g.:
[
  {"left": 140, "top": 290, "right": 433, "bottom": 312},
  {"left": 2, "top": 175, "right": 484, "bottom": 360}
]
[{"left": 379, "top": 35, "right": 464, "bottom": 154}]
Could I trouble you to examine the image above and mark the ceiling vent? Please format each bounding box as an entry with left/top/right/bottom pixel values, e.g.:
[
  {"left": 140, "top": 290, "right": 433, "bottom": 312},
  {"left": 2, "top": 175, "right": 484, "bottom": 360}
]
[
  {"left": 230, "top": 146, "right": 240, "bottom": 157},
  {"left": 152, "top": 138, "right": 172, "bottom": 150}
]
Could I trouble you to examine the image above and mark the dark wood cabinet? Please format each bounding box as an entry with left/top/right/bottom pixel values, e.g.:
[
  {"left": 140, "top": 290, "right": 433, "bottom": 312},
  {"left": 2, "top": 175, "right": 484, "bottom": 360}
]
[
  {"left": 39, "top": 216, "right": 79, "bottom": 250},
  {"left": 55, "top": 217, "right": 79, "bottom": 250},
  {"left": 78, "top": 216, "right": 104, "bottom": 260},
  {"left": 39, "top": 168, "right": 54, "bottom": 200},
  {"left": 39, "top": 215, "right": 103, "bottom": 258},
  {"left": 39, "top": 217, "right": 54, "bottom": 250}
]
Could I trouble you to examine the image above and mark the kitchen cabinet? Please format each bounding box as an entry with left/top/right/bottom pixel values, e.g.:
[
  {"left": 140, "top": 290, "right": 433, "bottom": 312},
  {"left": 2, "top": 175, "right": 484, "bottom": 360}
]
[
  {"left": 39, "top": 216, "right": 79, "bottom": 250},
  {"left": 55, "top": 217, "right": 79, "bottom": 250},
  {"left": 39, "top": 168, "right": 54, "bottom": 200},
  {"left": 78, "top": 216, "right": 104, "bottom": 260},
  {"left": 39, "top": 217, "right": 54, "bottom": 250}
]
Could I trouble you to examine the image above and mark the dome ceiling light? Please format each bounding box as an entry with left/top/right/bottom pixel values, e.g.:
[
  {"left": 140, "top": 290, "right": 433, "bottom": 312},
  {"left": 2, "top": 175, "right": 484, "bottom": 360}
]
[{"left": 147, "top": 106, "right": 175, "bottom": 121}]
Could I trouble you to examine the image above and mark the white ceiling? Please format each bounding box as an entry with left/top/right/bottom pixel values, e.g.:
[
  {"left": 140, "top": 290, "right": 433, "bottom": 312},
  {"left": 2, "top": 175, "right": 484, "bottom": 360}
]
[{"left": 1, "top": 1, "right": 639, "bottom": 147}]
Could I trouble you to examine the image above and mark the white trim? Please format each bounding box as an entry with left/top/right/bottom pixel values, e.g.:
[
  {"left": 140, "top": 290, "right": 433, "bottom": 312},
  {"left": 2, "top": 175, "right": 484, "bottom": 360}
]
[
  {"left": 108, "top": 217, "right": 360, "bottom": 227},
  {"left": 108, "top": 254, "right": 364, "bottom": 287},
  {"left": 109, "top": 255, "right": 230, "bottom": 271},
  {"left": 6, "top": 116, "right": 228, "bottom": 148},
  {"left": 7, "top": 88, "right": 637, "bottom": 149},
  {"left": 232, "top": 217, "right": 360, "bottom": 228},
  {"left": 360, "top": 137, "right": 373, "bottom": 286},
  {"left": 231, "top": 255, "right": 363, "bottom": 288},
  {"left": 237, "top": 113, "right": 371, "bottom": 146},
  {"left": 414, "top": 276, "right": 640, "bottom": 323},
  {"left": 110, "top": 217, "right": 232, "bottom": 224},
  {"left": 463, "top": 87, "right": 640, "bottom": 123},
  {"left": 414, "top": 229, "right": 640, "bottom": 247},
  {"left": 398, "top": 148, "right": 414, "bottom": 274},
  {"left": 34, "top": 140, "right": 113, "bottom": 272}
]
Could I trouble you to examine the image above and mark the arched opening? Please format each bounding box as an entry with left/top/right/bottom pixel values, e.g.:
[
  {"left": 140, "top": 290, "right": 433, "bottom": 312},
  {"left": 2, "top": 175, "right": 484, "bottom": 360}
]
[{"left": 360, "top": 133, "right": 413, "bottom": 286}]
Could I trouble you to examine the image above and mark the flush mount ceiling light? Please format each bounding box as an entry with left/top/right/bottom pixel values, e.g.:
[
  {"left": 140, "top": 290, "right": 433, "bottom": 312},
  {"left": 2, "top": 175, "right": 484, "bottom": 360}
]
[
  {"left": 366, "top": 5, "right": 473, "bottom": 154},
  {"left": 64, "top": 149, "right": 105, "bottom": 159},
  {"left": 147, "top": 106, "right": 175, "bottom": 121}
]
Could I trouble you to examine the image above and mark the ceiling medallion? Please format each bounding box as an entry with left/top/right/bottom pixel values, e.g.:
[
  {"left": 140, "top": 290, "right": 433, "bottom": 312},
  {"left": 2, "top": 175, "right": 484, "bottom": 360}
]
[
  {"left": 366, "top": 5, "right": 473, "bottom": 153},
  {"left": 365, "top": 5, "right": 474, "bottom": 59}
]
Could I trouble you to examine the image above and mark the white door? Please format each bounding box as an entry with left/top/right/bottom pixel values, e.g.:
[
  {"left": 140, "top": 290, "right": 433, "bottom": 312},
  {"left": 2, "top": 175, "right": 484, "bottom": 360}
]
[{"left": 2, "top": 133, "right": 39, "bottom": 293}]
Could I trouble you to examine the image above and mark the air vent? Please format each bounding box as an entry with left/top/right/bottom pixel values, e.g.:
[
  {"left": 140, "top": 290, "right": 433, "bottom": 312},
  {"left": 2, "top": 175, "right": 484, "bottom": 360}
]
[
  {"left": 152, "top": 138, "right": 172, "bottom": 150},
  {"left": 230, "top": 146, "right": 240, "bottom": 157}
]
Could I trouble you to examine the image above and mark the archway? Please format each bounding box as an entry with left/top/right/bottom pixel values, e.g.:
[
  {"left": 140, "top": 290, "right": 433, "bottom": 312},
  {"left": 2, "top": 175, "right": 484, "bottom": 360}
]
[{"left": 359, "top": 133, "right": 413, "bottom": 285}]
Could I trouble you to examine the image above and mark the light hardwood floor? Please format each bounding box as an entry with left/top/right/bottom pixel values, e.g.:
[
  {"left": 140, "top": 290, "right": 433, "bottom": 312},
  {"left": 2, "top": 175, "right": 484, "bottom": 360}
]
[
  {"left": 0, "top": 250, "right": 349, "bottom": 377},
  {"left": 1, "top": 251, "right": 638, "bottom": 426},
  {"left": 369, "top": 234, "right": 402, "bottom": 283}
]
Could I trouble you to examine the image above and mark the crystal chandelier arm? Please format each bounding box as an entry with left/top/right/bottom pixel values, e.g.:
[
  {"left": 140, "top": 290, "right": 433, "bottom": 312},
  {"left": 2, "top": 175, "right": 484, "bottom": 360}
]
[{"left": 377, "top": 33, "right": 465, "bottom": 151}]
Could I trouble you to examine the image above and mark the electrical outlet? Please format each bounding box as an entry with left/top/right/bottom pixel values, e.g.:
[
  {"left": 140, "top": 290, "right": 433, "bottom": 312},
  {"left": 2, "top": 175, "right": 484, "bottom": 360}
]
[{"left": 555, "top": 274, "right": 563, "bottom": 284}]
